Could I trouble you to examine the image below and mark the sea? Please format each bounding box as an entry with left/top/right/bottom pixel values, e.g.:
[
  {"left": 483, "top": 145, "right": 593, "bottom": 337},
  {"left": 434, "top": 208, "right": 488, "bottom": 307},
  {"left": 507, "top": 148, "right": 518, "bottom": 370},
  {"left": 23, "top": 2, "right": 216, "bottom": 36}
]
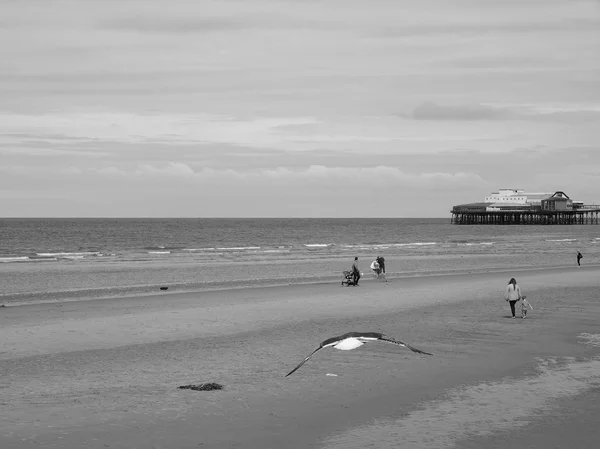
[{"left": 1, "top": 218, "right": 598, "bottom": 306}]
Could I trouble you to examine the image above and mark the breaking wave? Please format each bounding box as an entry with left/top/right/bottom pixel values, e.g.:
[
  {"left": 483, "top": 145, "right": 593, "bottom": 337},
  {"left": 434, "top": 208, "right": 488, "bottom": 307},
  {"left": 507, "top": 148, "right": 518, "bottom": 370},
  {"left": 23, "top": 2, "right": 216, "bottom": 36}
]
[
  {"left": 36, "top": 251, "right": 102, "bottom": 257},
  {"left": 0, "top": 256, "right": 30, "bottom": 263},
  {"left": 578, "top": 333, "right": 600, "bottom": 347}
]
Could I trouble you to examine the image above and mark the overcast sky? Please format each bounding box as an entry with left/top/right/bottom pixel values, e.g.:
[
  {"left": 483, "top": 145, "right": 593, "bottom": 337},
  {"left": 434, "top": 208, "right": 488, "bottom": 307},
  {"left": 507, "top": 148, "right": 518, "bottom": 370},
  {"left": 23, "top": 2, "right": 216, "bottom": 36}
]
[{"left": 1, "top": 0, "right": 599, "bottom": 217}]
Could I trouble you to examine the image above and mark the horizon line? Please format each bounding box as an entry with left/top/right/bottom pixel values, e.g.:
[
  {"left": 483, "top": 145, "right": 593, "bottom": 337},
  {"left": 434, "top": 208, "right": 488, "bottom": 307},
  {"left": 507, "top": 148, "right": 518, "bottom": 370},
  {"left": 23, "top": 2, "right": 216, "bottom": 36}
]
[{"left": 0, "top": 216, "right": 450, "bottom": 220}]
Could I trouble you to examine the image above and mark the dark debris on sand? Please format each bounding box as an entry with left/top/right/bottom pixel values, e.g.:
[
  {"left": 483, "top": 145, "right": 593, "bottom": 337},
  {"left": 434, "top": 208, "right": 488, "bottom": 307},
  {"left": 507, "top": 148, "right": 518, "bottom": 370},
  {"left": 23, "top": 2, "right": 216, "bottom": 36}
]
[{"left": 178, "top": 383, "right": 224, "bottom": 391}]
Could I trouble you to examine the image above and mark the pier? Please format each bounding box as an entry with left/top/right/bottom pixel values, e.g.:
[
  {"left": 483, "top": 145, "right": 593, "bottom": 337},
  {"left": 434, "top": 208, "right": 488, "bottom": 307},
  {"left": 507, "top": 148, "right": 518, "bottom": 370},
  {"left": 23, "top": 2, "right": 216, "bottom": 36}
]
[
  {"left": 451, "top": 208, "right": 600, "bottom": 225},
  {"left": 451, "top": 189, "right": 600, "bottom": 225}
]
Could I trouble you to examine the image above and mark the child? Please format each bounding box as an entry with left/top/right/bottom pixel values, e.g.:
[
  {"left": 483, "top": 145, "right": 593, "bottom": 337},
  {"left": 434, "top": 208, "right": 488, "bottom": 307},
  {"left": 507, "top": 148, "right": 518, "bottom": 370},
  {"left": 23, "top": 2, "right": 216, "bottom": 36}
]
[
  {"left": 370, "top": 259, "right": 381, "bottom": 277},
  {"left": 370, "top": 258, "right": 387, "bottom": 281},
  {"left": 520, "top": 295, "right": 533, "bottom": 319}
]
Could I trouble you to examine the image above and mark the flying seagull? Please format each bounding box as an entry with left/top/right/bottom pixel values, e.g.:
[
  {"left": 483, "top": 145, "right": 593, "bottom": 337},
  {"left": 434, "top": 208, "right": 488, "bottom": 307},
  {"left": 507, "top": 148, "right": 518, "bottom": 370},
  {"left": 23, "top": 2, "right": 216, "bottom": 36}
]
[{"left": 285, "top": 331, "right": 432, "bottom": 377}]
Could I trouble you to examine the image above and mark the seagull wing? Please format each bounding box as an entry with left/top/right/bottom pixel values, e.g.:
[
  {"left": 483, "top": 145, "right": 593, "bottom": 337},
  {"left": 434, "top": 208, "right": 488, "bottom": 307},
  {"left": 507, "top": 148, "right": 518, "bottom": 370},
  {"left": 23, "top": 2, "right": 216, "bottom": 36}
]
[
  {"left": 285, "top": 346, "right": 323, "bottom": 377},
  {"left": 378, "top": 336, "right": 433, "bottom": 355}
]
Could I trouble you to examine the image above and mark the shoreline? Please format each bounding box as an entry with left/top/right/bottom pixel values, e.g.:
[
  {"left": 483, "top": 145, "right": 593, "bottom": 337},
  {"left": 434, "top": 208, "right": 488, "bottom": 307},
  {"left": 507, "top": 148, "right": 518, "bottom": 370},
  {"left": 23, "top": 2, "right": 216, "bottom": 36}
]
[{"left": 2, "top": 262, "right": 599, "bottom": 308}]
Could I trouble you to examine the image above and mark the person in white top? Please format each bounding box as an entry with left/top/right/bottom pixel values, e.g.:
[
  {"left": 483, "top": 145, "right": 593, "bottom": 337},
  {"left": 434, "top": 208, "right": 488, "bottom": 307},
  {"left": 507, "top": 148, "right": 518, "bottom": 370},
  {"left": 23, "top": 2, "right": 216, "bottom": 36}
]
[
  {"left": 370, "top": 259, "right": 381, "bottom": 277},
  {"left": 370, "top": 258, "right": 387, "bottom": 281},
  {"left": 504, "top": 277, "right": 522, "bottom": 318}
]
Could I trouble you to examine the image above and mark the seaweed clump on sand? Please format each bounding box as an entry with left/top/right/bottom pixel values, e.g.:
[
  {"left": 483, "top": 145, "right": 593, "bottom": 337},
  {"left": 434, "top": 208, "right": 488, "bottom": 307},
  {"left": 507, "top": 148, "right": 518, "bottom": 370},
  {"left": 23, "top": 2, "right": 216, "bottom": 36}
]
[{"left": 178, "top": 383, "right": 224, "bottom": 391}]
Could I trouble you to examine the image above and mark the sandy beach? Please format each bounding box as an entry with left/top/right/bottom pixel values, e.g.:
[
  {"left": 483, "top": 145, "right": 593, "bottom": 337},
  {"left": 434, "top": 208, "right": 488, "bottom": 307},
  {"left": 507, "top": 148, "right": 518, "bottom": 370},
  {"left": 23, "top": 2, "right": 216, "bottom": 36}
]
[{"left": 1, "top": 266, "right": 599, "bottom": 449}]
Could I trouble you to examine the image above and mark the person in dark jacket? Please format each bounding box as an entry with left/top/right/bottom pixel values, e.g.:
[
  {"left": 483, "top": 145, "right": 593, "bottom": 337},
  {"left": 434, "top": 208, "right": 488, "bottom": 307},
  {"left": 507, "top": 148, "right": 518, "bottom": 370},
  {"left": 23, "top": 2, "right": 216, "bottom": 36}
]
[
  {"left": 351, "top": 257, "right": 361, "bottom": 286},
  {"left": 577, "top": 251, "right": 583, "bottom": 266}
]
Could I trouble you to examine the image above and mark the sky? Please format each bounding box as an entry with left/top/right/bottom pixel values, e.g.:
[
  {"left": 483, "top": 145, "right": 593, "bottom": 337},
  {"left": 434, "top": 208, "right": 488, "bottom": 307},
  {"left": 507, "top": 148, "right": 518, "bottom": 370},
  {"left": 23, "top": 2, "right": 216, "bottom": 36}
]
[{"left": 1, "top": 0, "right": 599, "bottom": 217}]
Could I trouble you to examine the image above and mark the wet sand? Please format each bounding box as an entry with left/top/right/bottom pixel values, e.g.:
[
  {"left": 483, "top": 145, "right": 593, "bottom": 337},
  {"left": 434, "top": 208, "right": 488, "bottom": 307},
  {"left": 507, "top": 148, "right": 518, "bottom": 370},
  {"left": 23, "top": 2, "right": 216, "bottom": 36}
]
[{"left": 1, "top": 266, "right": 599, "bottom": 448}]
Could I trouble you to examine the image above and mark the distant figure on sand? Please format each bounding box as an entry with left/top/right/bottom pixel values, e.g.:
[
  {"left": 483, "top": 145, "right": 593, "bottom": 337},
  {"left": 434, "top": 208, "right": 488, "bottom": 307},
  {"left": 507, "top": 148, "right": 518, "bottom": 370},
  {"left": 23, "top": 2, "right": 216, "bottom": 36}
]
[
  {"left": 370, "top": 258, "right": 387, "bottom": 281},
  {"left": 520, "top": 296, "right": 533, "bottom": 319},
  {"left": 376, "top": 256, "right": 386, "bottom": 275},
  {"left": 370, "top": 259, "right": 381, "bottom": 277},
  {"left": 352, "top": 257, "right": 361, "bottom": 286},
  {"left": 504, "top": 277, "right": 522, "bottom": 318},
  {"left": 577, "top": 251, "right": 583, "bottom": 266}
]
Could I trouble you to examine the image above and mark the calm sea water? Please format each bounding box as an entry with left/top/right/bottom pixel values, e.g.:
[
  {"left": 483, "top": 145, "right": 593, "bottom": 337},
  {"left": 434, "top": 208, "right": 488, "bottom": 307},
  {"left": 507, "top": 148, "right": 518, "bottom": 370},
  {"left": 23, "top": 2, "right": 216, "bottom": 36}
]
[{"left": 1, "top": 218, "right": 598, "bottom": 305}]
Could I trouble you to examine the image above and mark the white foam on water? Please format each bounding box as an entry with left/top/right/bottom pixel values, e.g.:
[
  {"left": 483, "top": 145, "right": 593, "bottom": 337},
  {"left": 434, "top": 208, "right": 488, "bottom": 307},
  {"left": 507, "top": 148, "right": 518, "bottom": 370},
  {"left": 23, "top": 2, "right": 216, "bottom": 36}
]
[
  {"left": 578, "top": 333, "right": 600, "bottom": 347},
  {"left": 36, "top": 251, "right": 101, "bottom": 257},
  {"left": 0, "top": 256, "right": 30, "bottom": 263},
  {"left": 342, "top": 242, "right": 437, "bottom": 249},
  {"left": 321, "top": 356, "right": 600, "bottom": 449},
  {"left": 148, "top": 251, "right": 171, "bottom": 254},
  {"left": 216, "top": 246, "right": 261, "bottom": 251}
]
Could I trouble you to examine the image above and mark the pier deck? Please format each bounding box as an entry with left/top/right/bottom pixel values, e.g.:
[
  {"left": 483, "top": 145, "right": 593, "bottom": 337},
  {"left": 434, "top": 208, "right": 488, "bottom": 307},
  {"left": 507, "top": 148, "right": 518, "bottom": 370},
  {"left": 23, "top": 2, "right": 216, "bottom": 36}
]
[{"left": 451, "top": 209, "right": 600, "bottom": 225}]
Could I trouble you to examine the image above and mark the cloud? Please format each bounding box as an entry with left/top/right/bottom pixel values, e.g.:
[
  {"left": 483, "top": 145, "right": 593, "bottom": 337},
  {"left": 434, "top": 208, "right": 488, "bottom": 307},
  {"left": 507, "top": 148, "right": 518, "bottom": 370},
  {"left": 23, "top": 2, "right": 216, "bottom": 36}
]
[
  {"left": 54, "top": 163, "right": 486, "bottom": 190},
  {"left": 99, "top": 14, "right": 334, "bottom": 35},
  {"left": 134, "top": 162, "right": 196, "bottom": 177},
  {"left": 62, "top": 166, "right": 83, "bottom": 175},
  {"left": 412, "top": 102, "right": 511, "bottom": 121},
  {"left": 91, "top": 166, "right": 128, "bottom": 176},
  {"left": 374, "top": 18, "right": 600, "bottom": 38},
  {"left": 0, "top": 112, "right": 322, "bottom": 150},
  {"left": 411, "top": 101, "right": 600, "bottom": 123},
  {"left": 101, "top": 16, "right": 248, "bottom": 34}
]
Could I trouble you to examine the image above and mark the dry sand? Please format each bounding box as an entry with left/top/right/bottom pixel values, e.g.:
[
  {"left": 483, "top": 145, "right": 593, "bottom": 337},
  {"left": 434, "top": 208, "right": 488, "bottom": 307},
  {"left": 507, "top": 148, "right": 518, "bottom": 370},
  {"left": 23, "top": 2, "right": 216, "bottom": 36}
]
[{"left": 1, "top": 266, "right": 599, "bottom": 448}]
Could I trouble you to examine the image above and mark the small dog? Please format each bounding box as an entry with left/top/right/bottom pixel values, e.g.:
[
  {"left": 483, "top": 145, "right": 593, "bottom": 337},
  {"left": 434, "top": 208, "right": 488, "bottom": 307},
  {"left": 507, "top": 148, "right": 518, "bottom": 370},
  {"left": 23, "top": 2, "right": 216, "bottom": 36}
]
[{"left": 520, "top": 296, "right": 533, "bottom": 319}]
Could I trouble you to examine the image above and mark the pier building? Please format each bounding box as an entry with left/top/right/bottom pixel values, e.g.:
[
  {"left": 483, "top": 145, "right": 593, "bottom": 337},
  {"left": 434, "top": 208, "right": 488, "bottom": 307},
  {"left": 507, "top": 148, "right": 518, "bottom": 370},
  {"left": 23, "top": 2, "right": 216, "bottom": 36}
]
[{"left": 451, "top": 190, "right": 600, "bottom": 224}]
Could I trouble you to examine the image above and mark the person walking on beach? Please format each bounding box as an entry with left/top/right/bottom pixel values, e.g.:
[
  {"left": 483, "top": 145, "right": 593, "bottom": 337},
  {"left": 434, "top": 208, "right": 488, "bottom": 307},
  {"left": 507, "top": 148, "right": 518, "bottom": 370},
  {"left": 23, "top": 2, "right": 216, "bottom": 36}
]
[
  {"left": 520, "top": 296, "right": 533, "bottom": 319},
  {"left": 504, "top": 277, "right": 522, "bottom": 319},
  {"left": 577, "top": 251, "right": 583, "bottom": 266},
  {"left": 352, "top": 257, "right": 361, "bottom": 286}
]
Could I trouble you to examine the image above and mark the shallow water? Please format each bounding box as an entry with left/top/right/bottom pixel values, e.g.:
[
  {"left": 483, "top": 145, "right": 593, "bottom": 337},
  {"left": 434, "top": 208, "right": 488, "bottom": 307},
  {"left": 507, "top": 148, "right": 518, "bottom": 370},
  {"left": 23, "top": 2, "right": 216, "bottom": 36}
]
[
  {"left": 1, "top": 218, "right": 598, "bottom": 305},
  {"left": 322, "top": 351, "right": 600, "bottom": 449}
]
